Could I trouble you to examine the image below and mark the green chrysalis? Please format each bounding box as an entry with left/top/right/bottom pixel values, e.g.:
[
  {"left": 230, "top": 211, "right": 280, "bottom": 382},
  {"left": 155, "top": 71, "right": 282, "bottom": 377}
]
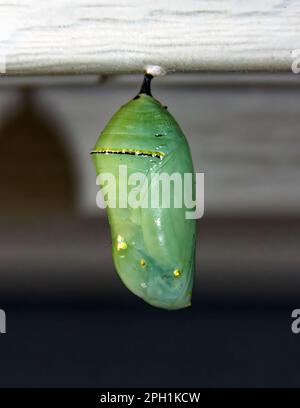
[{"left": 91, "top": 74, "right": 196, "bottom": 310}]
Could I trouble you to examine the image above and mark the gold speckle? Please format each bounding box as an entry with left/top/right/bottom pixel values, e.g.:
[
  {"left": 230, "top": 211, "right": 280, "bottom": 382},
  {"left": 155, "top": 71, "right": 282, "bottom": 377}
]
[
  {"left": 116, "top": 235, "right": 127, "bottom": 251},
  {"left": 140, "top": 259, "right": 146, "bottom": 268},
  {"left": 173, "top": 269, "right": 182, "bottom": 279},
  {"left": 90, "top": 147, "right": 165, "bottom": 159}
]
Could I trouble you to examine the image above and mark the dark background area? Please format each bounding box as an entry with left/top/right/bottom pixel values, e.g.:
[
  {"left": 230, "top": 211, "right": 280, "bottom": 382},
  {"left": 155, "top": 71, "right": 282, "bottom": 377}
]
[{"left": 0, "top": 294, "right": 299, "bottom": 387}]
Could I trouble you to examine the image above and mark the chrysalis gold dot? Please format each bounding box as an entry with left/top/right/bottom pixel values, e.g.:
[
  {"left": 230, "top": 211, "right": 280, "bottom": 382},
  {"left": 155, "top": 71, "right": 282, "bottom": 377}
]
[
  {"left": 173, "top": 269, "right": 182, "bottom": 279},
  {"left": 140, "top": 259, "right": 146, "bottom": 268},
  {"left": 116, "top": 235, "right": 127, "bottom": 251}
]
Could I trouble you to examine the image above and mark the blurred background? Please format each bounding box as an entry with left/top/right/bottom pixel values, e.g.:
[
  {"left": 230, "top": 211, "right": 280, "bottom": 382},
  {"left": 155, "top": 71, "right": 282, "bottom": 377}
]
[{"left": 0, "top": 73, "right": 300, "bottom": 387}]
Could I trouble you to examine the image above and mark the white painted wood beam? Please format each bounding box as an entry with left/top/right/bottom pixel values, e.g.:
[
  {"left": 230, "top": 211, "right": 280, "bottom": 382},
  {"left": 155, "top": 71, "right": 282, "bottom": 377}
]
[{"left": 0, "top": 0, "right": 299, "bottom": 75}]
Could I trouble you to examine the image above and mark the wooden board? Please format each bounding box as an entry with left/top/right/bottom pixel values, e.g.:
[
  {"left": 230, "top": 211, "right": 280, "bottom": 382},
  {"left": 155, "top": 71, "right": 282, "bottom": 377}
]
[{"left": 0, "top": 0, "right": 300, "bottom": 74}]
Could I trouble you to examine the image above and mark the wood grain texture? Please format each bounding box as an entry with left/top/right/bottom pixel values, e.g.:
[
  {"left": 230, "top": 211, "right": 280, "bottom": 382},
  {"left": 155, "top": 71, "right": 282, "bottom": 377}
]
[{"left": 0, "top": 0, "right": 300, "bottom": 74}]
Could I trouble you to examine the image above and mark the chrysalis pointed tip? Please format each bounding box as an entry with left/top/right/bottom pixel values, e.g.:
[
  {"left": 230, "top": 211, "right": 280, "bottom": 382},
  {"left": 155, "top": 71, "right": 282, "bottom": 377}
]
[{"left": 138, "top": 73, "right": 153, "bottom": 97}]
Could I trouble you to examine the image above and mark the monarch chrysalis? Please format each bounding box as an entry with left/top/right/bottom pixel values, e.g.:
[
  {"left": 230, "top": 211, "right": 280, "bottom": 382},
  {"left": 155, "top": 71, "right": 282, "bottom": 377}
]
[{"left": 91, "top": 74, "right": 196, "bottom": 310}]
